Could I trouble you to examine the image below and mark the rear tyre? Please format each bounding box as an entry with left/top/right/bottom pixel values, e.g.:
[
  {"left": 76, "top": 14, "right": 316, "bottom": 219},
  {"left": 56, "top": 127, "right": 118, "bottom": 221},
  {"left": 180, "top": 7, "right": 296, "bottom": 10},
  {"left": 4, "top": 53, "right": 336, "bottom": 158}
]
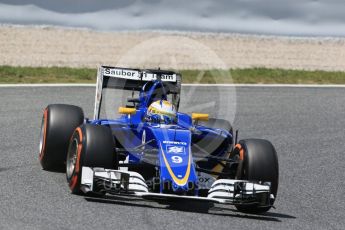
[
  {"left": 234, "top": 139, "right": 279, "bottom": 213},
  {"left": 66, "top": 124, "right": 115, "bottom": 195},
  {"left": 39, "top": 104, "right": 84, "bottom": 171}
]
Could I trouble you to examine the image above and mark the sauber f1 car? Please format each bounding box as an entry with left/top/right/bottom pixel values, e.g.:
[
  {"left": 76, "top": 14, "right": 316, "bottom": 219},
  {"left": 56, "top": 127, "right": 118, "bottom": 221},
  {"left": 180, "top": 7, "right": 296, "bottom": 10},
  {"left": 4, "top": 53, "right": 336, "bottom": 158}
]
[{"left": 39, "top": 66, "right": 279, "bottom": 213}]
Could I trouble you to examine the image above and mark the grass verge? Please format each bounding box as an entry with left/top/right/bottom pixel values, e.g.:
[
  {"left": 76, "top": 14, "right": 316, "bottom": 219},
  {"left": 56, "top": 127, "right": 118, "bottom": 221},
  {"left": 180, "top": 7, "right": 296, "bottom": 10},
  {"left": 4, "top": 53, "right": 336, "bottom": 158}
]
[{"left": 1, "top": 66, "right": 345, "bottom": 84}]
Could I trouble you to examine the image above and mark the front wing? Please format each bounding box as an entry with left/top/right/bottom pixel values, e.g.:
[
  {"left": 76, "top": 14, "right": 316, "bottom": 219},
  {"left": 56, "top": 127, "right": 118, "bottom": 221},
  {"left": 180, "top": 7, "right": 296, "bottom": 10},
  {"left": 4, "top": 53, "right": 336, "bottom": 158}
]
[{"left": 80, "top": 167, "right": 274, "bottom": 207}]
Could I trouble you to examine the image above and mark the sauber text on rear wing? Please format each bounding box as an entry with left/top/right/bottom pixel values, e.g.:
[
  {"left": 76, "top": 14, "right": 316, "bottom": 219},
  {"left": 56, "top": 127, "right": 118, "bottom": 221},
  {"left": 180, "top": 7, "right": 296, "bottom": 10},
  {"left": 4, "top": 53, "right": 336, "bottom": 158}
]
[{"left": 93, "top": 66, "right": 181, "bottom": 119}]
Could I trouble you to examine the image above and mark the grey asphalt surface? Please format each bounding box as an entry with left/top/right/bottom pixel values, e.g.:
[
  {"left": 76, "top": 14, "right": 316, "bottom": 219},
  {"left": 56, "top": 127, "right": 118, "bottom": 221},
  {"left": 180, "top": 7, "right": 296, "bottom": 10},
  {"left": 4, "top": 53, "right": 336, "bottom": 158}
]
[{"left": 0, "top": 86, "right": 344, "bottom": 230}]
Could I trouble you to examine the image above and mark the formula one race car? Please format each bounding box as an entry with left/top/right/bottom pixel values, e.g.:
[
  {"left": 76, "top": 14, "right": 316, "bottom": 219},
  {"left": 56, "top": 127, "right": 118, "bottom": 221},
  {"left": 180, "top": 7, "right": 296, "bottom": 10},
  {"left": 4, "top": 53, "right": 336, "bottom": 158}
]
[{"left": 39, "top": 66, "right": 279, "bottom": 213}]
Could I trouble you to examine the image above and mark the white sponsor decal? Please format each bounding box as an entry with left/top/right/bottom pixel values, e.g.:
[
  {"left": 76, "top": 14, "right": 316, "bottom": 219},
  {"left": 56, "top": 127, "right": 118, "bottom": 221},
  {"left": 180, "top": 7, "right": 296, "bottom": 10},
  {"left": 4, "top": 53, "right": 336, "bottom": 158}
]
[
  {"left": 166, "top": 145, "right": 185, "bottom": 154},
  {"left": 102, "top": 67, "right": 176, "bottom": 82},
  {"left": 142, "top": 73, "right": 176, "bottom": 82},
  {"left": 163, "top": 140, "right": 187, "bottom": 145},
  {"left": 171, "top": 156, "right": 183, "bottom": 164},
  {"left": 103, "top": 68, "right": 140, "bottom": 80}
]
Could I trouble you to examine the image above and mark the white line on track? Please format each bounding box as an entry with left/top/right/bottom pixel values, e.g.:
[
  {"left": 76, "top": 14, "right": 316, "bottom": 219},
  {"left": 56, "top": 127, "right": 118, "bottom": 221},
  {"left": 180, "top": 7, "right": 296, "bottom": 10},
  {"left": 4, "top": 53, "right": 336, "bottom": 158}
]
[
  {"left": 183, "top": 84, "right": 345, "bottom": 88},
  {"left": 0, "top": 83, "right": 95, "bottom": 87},
  {"left": 1, "top": 83, "right": 345, "bottom": 88}
]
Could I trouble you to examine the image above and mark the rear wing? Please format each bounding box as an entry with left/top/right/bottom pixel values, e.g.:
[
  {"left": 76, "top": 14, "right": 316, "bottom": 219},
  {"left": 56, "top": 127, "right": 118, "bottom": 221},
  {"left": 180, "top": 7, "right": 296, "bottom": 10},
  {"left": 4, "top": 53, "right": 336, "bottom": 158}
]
[{"left": 93, "top": 66, "right": 182, "bottom": 119}]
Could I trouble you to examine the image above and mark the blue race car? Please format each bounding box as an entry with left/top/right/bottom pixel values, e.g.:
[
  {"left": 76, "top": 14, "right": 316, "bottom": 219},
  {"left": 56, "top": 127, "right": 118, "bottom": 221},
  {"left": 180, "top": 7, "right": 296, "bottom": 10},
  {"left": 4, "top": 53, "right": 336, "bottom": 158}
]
[{"left": 39, "top": 66, "right": 279, "bottom": 213}]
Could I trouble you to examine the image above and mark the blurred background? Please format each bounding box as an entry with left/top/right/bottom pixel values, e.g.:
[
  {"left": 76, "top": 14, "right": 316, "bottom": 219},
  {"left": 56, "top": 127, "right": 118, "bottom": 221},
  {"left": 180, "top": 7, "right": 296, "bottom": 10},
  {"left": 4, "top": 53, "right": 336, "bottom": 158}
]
[
  {"left": 1, "top": 0, "right": 345, "bottom": 36},
  {"left": 1, "top": 0, "right": 345, "bottom": 83}
]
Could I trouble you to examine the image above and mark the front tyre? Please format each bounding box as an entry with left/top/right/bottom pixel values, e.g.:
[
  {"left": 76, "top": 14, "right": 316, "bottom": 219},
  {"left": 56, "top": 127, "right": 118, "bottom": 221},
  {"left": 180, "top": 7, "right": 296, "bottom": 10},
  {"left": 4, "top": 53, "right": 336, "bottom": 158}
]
[
  {"left": 66, "top": 124, "right": 116, "bottom": 194},
  {"left": 234, "top": 139, "right": 279, "bottom": 213},
  {"left": 39, "top": 104, "right": 84, "bottom": 171}
]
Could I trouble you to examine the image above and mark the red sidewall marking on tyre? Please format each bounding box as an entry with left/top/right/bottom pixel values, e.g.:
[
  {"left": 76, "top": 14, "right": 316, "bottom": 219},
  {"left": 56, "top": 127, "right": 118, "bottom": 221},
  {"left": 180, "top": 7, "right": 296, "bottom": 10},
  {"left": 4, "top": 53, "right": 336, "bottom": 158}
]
[
  {"left": 69, "top": 127, "right": 83, "bottom": 191},
  {"left": 69, "top": 175, "right": 78, "bottom": 190},
  {"left": 39, "top": 108, "right": 48, "bottom": 161},
  {"left": 235, "top": 144, "right": 244, "bottom": 161}
]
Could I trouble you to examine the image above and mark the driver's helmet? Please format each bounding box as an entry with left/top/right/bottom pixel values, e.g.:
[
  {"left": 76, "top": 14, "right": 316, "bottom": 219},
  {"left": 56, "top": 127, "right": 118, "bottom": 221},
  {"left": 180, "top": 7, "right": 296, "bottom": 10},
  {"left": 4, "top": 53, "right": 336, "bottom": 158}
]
[{"left": 146, "top": 100, "right": 177, "bottom": 124}]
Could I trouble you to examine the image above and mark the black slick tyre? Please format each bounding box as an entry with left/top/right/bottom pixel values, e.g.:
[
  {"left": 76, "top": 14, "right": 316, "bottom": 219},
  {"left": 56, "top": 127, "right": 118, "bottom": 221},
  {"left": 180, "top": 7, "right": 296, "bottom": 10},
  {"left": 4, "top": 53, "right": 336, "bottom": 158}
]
[
  {"left": 39, "top": 104, "right": 84, "bottom": 171},
  {"left": 234, "top": 139, "right": 279, "bottom": 213},
  {"left": 66, "top": 124, "right": 115, "bottom": 194}
]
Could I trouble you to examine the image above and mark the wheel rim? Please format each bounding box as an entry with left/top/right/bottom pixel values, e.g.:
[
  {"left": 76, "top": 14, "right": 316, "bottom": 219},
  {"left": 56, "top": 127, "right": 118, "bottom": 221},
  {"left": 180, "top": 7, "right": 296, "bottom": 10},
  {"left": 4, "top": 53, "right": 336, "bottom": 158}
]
[
  {"left": 39, "top": 116, "right": 45, "bottom": 154},
  {"left": 66, "top": 138, "right": 78, "bottom": 180}
]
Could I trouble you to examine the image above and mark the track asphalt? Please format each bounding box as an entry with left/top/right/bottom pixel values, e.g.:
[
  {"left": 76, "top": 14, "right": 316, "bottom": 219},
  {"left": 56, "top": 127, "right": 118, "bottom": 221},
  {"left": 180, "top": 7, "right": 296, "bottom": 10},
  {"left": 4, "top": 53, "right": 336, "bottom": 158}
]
[{"left": 0, "top": 86, "right": 344, "bottom": 229}]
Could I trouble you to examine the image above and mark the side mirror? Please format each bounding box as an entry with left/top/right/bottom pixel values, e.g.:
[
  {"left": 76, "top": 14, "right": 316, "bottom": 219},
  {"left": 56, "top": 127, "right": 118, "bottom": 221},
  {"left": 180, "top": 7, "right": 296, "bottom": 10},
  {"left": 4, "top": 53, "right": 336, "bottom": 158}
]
[
  {"left": 119, "top": 107, "right": 136, "bottom": 115},
  {"left": 192, "top": 113, "right": 209, "bottom": 121}
]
